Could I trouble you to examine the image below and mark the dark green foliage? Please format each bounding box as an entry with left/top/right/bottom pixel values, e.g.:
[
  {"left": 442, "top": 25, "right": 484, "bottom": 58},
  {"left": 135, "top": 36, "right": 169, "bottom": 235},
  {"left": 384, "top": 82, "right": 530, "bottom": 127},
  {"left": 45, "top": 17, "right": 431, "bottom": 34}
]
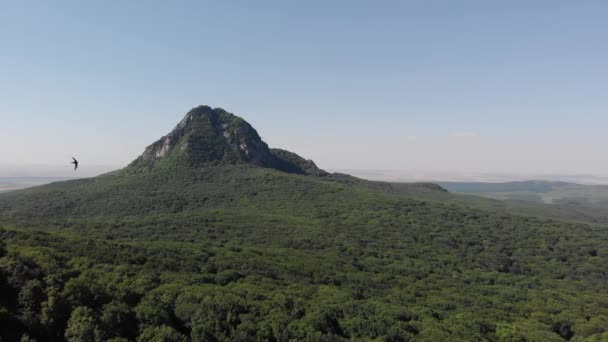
[
  {"left": 0, "top": 164, "right": 607, "bottom": 340},
  {"left": 269, "top": 148, "right": 328, "bottom": 176},
  {"left": 64, "top": 306, "right": 99, "bottom": 342},
  {"left": 137, "top": 325, "right": 187, "bottom": 342},
  {"left": 99, "top": 301, "right": 138, "bottom": 340}
]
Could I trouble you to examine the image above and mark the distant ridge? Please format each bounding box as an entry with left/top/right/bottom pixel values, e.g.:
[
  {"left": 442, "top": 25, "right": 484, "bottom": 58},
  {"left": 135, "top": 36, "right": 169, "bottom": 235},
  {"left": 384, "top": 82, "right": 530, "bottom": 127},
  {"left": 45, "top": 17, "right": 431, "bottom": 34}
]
[{"left": 126, "top": 105, "right": 326, "bottom": 176}]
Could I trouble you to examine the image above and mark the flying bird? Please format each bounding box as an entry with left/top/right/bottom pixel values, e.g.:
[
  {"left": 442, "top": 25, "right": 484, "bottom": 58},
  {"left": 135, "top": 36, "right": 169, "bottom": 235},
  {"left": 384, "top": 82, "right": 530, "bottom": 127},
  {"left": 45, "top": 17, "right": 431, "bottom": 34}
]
[{"left": 71, "top": 157, "right": 79, "bottom": 171}]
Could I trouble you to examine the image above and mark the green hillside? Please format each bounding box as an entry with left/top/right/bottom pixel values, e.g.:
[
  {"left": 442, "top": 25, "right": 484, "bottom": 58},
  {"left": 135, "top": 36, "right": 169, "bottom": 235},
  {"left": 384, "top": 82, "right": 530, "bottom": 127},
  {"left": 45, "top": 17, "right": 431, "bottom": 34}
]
[
  {"left": 1, "top": 107, "right": 607, "bottom": 341},
  {"left": 440, "top": 180, "right": 608, "bottom": 208}
]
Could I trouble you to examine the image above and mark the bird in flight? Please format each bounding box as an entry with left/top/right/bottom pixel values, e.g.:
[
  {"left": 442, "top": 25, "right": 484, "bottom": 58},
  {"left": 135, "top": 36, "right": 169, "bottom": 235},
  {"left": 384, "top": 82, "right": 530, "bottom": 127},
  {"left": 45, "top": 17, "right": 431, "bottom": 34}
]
[{"left": 71, "top": 157, "right": 79, "bottom": 171}]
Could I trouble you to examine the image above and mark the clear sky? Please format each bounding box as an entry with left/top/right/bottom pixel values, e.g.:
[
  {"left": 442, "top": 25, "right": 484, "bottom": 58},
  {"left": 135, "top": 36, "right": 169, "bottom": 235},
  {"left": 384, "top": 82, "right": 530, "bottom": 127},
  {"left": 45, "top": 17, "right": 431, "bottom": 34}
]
[{"left": 1, "top": 1, "right": 607, "bottom": 177}]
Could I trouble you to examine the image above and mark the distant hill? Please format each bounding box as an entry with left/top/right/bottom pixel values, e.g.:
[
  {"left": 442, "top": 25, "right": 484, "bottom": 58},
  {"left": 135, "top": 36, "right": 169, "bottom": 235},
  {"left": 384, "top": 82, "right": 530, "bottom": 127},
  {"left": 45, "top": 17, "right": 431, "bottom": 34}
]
[
  {"left": 440, "top": 180, "right": 608, "bottom": 208},
  {"left": 1, "top": 106, "right": 607, "bottom": 341}
]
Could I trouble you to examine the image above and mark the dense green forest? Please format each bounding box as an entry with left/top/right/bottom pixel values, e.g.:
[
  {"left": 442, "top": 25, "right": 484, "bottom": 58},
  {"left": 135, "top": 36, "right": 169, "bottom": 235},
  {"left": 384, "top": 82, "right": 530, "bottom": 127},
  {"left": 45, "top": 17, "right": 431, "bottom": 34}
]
[
  {"left": 1, "top": 107, "right": 607, "bottom": 341},
  {"left": 1, "top": 166, "right": 608, "bottom": 341}
]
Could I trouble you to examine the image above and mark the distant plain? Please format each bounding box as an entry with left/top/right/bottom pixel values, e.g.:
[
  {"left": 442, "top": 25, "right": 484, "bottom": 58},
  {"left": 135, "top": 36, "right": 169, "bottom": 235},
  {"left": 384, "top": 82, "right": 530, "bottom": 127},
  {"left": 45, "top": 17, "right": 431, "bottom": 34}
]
[{"left": 0, "top": 177, "right": 74, "bottom": 193}]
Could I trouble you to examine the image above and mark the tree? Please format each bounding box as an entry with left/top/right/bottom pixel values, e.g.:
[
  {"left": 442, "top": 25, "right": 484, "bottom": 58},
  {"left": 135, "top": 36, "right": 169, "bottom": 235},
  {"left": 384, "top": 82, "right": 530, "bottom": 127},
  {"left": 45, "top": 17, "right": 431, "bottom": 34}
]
[
  {"left": 99, "top": 301, "right": 138, "bottom": 340},
  {"left": 18, "top": 279, "right": 45, "bottom": 335},
  {"left": 137, "top": 325, "right": 187, "bottom": 342},
  {"left": 40, "top": 287, "right": 70, "bottom": 341},
  {"left": 65, "top": 306, "right": 100, "bottom": 342}
]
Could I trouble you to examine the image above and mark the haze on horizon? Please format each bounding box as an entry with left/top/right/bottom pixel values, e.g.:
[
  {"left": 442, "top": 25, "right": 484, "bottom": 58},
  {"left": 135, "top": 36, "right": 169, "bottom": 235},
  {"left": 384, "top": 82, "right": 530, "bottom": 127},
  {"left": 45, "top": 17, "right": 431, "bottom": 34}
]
[{"left": 1, "top": 1, "right": 607, "bottom": 178}]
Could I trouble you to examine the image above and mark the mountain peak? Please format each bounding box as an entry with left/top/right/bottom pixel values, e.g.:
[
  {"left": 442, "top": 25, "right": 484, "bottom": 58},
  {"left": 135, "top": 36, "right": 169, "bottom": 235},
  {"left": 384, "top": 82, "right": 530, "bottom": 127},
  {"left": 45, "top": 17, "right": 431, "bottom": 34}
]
[{"left": 126, "top": 106, "right": 327, "bottom": 176}]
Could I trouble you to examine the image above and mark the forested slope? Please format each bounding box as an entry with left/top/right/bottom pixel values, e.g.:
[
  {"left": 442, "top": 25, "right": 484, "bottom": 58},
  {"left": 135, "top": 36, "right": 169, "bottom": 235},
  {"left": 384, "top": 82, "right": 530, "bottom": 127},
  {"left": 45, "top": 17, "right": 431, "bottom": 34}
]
[{"left": 1, "top": 166, "right": 607, "bottom": 341}]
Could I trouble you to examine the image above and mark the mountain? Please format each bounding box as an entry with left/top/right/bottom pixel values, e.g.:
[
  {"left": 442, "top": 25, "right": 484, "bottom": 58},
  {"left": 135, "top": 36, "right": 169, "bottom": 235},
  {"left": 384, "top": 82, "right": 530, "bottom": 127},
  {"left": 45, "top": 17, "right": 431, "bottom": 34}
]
[
  {"left": 126, "top": 105, "right": 326, "bottom": 176},
  {"left": 1, "top": 106, "right": 607, "bottom": 341}
]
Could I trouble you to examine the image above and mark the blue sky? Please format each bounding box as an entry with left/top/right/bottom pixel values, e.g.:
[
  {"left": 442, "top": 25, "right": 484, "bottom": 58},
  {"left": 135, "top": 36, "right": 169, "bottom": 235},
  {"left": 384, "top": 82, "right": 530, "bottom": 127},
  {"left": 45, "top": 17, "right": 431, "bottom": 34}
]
[{"left": 1, "top": 1, "right": 607, "bottom": 177}]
